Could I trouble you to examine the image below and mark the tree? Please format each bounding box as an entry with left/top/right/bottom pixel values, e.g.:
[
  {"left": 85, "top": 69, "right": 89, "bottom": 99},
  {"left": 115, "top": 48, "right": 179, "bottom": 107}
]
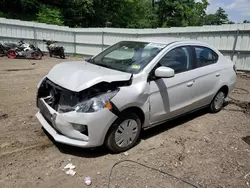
[
  {"left": 243, "top": 20, "right": 250, "bottom": 23},
  {"left": 188, "top": 0, "right": 209, "bottom": 26},
  {"left": 122, "top": 0, "right": 158, "bottom": 28},
  {"left": 204, "top": 14, "right": 219, "bottom": 25},
  {"left": 62, "top": 0, "right": 93, "bottom": 27},
  {"left": 37, "top": 5, "right": 64, "bottom": 25},
  {"left": 157, "top": 0, "right": 209, "bottom": 27},
  {"left": 204, "top": 7, "right": 230, "bottom": 25},
  {"left": 157, "top": 0, "right": 190, "bottom": 27},
  {"left": 215, "top": 7, "right": 229, "bottom": 24},
  {"left": 0, "top": 0, "right": 233, "bottom": 28}
]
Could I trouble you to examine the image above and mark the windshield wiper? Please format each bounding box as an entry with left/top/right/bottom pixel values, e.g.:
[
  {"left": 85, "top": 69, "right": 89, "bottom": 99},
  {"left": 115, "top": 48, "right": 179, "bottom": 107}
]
[{"left": 95, "top": 63, "right": 114, "bottom": 69}]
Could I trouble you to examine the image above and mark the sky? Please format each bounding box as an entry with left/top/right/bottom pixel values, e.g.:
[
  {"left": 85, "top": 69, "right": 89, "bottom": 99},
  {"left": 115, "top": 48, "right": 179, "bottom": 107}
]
[{"left": 205, "top": 0, "right": 250, "bottom": 23}]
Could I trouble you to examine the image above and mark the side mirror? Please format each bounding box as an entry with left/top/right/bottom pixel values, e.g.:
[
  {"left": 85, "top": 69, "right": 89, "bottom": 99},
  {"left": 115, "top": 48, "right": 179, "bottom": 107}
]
[{"left": 155, "top": 66, "right": 175, "bottom": 78}]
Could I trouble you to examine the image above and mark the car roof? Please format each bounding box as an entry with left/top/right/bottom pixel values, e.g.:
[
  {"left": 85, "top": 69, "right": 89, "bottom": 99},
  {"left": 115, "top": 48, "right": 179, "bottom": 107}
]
[
  {"left": 124, "top": 38, "right": 217, "bottom": 51},
  {"left": 133, "top": 38, "right": 209, "bottom": 46}
]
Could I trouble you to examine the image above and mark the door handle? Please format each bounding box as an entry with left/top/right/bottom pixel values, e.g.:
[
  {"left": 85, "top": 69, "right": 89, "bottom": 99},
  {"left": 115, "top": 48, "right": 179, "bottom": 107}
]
[
  {"left": 187, "top": 81, "right": 194, "bottom": 87},
  {"left": 216, "top": 73, "right": 220, "bottom": 77}
]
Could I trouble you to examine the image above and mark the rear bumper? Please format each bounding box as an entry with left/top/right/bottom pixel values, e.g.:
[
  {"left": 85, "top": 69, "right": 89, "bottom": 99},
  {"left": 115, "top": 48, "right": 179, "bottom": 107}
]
[{"left": 36, "top": 99, "right": 117, "bottom": 148}]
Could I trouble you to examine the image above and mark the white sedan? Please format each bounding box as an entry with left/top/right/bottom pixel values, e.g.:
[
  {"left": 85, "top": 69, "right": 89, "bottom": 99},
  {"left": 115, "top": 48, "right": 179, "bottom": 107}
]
[{"left": 36, "top": 40, "right": 237, "bottom": 153}]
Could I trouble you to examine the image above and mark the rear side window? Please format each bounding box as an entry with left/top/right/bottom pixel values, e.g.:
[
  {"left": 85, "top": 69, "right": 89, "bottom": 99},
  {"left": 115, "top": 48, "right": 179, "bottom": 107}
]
[{"left": 194, "top": 46, "right": 218, "bottom": 67}]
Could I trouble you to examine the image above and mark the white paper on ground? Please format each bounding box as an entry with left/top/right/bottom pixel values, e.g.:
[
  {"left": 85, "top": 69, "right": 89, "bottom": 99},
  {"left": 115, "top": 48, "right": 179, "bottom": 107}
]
[
  {"left": 63, "top": 163, "right": 76, "bottom": 170},
  {"left": 65, "top": 169, "right": 76, "bottom": 176}
]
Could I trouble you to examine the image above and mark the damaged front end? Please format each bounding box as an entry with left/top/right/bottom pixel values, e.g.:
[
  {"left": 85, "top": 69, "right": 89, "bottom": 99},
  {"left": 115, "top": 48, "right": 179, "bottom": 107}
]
[{"left": 37, "top": 76, "right": 132, "bottom": 115}]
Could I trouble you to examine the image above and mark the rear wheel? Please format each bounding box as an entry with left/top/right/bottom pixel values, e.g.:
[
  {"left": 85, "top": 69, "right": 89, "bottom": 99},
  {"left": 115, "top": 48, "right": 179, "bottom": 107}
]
[
  {"left": 60, "top": 53, "right": 65, "bottom": 59},
  {"left": 0, "top": 48, "right": 5, "bottom": 56},
  {"left": 60, "top": 49, "right": 65, "bottom": 59},
  {"left": 32, "top": 51, "right": 42, "bottom": 60},
  {"left": 105, "top": 113, "right": 141, "bottom": 153},
  {"left": 210, "top": 91, "right": 225, "bottom": 113},
  {"left": 7, "top": 50, "right": 17, "bottom": 59}
]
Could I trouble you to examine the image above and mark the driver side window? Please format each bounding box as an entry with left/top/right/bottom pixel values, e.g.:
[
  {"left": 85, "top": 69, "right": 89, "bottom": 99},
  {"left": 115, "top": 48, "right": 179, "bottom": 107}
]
[{"left": 158, "top": 46, "right": 192, "bottom": 74}]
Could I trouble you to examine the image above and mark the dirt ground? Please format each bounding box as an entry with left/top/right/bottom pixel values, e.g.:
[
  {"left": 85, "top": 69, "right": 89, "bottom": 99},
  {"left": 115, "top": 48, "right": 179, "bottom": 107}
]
[{"left": 0, "top": 56, "right": 250, "bottom": 188}]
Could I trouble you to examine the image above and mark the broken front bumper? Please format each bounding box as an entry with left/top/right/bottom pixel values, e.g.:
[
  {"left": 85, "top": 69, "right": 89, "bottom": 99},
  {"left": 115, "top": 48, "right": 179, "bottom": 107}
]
[{"left": 36, "top": 99, "right": 117, "bottom": 148}]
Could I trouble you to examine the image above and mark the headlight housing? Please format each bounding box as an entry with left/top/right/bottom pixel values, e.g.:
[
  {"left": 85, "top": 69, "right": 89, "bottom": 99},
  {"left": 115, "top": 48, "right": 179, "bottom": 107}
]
[{"left": 75, "top": 90, "right": 118, "bottom": 113}]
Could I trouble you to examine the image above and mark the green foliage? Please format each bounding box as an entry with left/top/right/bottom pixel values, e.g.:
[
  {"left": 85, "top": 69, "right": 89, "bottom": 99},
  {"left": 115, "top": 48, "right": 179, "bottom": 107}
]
[
  {"left": 204, "top": 7, "right": 229, "bottom": 25},
  {"left": 204, "top": 14, "right": 219, "bottom": 25},
  {"left": 72, "top": 54, "right": 83, "bottom": 58},
  {"left": 0, "top": 0, "right": 234, "bottom": 28},
  {"left": 243, "top": 20, "right": 250, "bottom": 23},
  {"left": 157, "top": 0, "right": 209, "bottom": 27},
  {"left": 37, "top": 5, "right": 64, "bottom": 26},
  {"left": 123, "top": 0, "right": 158, "bottom": 28},
  {"left": 62, "top": 0, "right": 93, "bottom": 27},
  {"left": 215, "top": 7, "right": 229, "bottom": 24},
  {"left": 0, "top": 12, "right": 5, "bottom": 17},
  {"left": 189, "top": 0, "right": 209, "bottom": 26}
]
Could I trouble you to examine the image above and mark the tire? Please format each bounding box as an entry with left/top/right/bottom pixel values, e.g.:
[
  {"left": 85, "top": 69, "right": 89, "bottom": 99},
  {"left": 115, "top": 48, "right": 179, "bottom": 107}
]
[
  {"left": 0, "top": 48, "right": 5, "bottom": 56},
  {"left": 105, "top": 112, "right": 141, "bottom": 153},
  {"left": 60, "top": 53, "right": 65, "bottom": 59},
  {"left": 32, "top": 51, "right": 42, "bottom": 60},
  {"left": 60, "top": 49, "right": 65, "bottom": 59},
  {"left": 49, "top": 52, "right": 52, "bottom": 57},
  {"left": 7, "top": 50, "right": 17, "bottom": 59},
  {"left": 210, "top": 90, "right": 226, "bottom": 113}
]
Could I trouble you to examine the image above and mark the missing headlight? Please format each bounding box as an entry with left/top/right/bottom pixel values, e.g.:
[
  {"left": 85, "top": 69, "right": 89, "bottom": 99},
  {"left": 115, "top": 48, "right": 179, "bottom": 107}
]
[{"left": 37, "top": 79, "right": 126, "bottom": 113}]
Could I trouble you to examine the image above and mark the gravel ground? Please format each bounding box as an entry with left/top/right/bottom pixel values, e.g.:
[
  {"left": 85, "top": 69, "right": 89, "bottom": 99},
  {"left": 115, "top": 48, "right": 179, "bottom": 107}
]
[{"left": 0, "top": 56, "right": 250, "bottom": 188}]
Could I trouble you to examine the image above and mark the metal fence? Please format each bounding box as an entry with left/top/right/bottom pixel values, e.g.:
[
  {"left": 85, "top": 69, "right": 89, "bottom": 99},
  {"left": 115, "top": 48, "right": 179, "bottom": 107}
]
[{"left": 0, "top": 18, "right": 250, "bottom": 71}]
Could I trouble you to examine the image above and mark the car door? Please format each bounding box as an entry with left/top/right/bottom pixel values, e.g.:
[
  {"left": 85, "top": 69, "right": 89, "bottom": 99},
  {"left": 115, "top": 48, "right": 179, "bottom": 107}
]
[
  {"left": 188, "top": 46, "right": 221, "bottom": 110},
  {"left": 149, "top": 46, "right": 197, "bottom": 124}
]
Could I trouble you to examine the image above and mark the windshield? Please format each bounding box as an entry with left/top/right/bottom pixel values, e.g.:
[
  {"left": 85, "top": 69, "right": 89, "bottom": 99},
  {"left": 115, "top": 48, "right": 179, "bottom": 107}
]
[{"left": 89, "top": 41, "right": 166, "bottom": 74}]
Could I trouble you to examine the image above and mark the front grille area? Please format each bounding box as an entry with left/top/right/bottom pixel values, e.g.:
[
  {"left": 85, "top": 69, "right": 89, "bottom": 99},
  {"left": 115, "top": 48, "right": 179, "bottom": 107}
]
[{"left": 37, "top": 78, "right": 79, "bottom": 112}]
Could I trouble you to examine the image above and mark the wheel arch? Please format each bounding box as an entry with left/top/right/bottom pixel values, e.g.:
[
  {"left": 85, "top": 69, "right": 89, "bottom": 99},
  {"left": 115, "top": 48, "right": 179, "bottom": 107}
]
[
  {"left": 119, "top": 106, "right": 145, "bottom": 126},
  {"left": 104, "top": 106, "right": 145, "bottom": 144},
  {"left": 219, "top": 85, "right": 229, "bottom": 97}
]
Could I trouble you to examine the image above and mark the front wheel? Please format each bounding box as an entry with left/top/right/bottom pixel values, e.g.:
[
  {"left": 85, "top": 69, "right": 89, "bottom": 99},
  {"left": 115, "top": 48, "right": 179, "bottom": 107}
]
[
  {"left": 210, "top": 91, "right": 225, "bottom": 113},
  {"left": 105, "top": 113, "right": 141, "bottom": 153}
]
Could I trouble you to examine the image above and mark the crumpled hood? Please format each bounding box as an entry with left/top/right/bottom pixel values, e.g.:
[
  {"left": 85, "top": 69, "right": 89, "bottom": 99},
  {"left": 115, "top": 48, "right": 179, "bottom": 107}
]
[{"left": 47, "top": 61, "right": 132, "bottom": 92}]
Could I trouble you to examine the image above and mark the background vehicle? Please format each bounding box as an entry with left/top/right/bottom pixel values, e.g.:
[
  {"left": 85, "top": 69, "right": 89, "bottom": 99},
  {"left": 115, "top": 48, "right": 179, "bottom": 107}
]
[
  {"left": 7, "top": 40, "right": 43, "bottom": 60},
  {"left": 0, "top": 42, "right": 19, "bottom": 56},
  {"left": 43, "top": 39, "right": 65, "bottom": 59},
  {"left": 36, "top": 40, "right": 237, "bottom": 153}
]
